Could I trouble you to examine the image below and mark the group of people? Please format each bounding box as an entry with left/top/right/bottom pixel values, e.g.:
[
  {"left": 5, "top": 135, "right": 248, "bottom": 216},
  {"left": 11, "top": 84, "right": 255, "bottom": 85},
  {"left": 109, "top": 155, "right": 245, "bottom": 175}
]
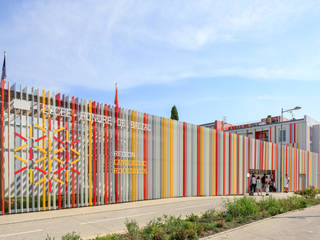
[{"left": 250, "top": 173, "right": 276, "bottom": 196}]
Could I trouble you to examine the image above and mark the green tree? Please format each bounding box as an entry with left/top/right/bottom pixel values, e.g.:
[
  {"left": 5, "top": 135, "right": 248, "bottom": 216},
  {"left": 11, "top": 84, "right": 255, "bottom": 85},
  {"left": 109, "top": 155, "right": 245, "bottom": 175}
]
[{"left": 170, "top": 105, "right": 179, "bottom": 121}]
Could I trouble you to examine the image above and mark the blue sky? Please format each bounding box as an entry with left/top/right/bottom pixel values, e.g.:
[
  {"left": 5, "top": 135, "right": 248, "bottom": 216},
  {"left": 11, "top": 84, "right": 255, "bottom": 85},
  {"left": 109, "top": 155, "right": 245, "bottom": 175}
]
[{"left": 1, "top": 0, "right": 320, "bottom": 125}]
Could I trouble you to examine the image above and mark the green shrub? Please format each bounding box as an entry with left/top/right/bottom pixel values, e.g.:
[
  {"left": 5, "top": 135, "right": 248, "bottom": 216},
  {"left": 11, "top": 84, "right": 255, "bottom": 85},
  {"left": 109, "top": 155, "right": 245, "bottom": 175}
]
[
  {"left": 125, "top": 219, "right": 140, "bottom": 240},
  {"left": 152, "top": 232, "right": 166, "bottom": 240},
  {"left": 94, "top": 234, "right": 124, "bottom": 240},
  {"left": 201, "top": 209, "right": 216, "bottom": 221},
  {"left": 216, "top": 219, "right": 226, "bottom": 228},
  {"left": 44, "top": 235, "right": 54, "bottom": 240},
  {"left": 169, "top": 230, "right": 186, "bottom": 240},
  {"left": 187, "top": 214, "right": 199, "bottom": 222},
  {"left": 225, "top": 197, "right": 258, "bottom": 218},
  {"left": 295, "top": 187, "right": 318, "bottom": 199},
  {"left": 185, "top": 228, "right": 198, "bottom": 240},
  {"left": 61, "top": 232, "right": 81, "bottom": 240}
]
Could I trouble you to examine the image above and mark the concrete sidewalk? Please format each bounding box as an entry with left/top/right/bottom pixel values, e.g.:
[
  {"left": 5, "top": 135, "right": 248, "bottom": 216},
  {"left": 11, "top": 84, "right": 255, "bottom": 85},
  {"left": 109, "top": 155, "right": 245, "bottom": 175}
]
[
  {"left": 206, "top": 200, "right": 320, "bottom": 240},
  {"left": 0, "top": 193, "right": 294, "bottom": 240}
]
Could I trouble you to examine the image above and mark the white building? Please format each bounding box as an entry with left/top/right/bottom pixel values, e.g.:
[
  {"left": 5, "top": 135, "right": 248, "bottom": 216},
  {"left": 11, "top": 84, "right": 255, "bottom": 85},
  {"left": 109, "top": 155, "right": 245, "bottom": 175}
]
[{"left": 202, "top": 115, "right": 320, "bottom": 154}]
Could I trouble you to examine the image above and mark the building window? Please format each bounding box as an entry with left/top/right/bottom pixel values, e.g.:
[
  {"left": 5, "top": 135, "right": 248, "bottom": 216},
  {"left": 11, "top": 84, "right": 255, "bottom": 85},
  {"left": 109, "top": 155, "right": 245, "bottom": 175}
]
[
  {"left": 279, "top": 130, "right": 286, "bottom": 142},
  {"left": 255, "top": 130, "right": 269, "bottom": 141}
]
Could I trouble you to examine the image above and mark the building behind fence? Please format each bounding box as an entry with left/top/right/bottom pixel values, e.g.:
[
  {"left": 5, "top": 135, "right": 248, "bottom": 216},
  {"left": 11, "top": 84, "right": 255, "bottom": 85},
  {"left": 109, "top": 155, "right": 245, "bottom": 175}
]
[{"left": 0, "top": 81, "right": 319, "bottom": 214}]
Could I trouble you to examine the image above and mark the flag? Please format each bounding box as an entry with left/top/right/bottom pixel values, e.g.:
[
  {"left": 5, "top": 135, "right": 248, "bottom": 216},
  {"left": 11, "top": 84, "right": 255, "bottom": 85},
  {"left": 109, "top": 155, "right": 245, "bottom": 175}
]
[
  {"left": 1, "top": 52, "right": 6, "bottom": 81},
  {"left": 114, "top": 82, "right": 119, "bottom": 109}
]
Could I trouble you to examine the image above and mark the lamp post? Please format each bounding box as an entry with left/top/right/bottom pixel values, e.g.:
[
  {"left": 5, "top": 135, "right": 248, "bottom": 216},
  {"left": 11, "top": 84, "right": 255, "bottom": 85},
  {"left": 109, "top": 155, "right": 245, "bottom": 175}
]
[{"left": 279, "top": 106, "right": 301, "bottom": 191}]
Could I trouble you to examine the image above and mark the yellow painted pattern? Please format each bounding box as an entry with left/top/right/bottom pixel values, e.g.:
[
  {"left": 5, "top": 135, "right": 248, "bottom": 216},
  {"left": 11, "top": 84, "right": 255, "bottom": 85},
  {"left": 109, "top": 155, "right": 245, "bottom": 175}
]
[
  {"left": 29, "top": 125, "right": 33, "bottom": 139},
  {"left": 88, "top": 101, "right": 93, "bottom": 205},
  {"left": 35, "top": 156, "right": 46, "bottom": 164},
  {"left": 212, "top": 129, "right": 216, "bottom": 195},
  {"left": 14, "top": 155, "right": 27, "bottom": 164},
  {"left": 70, "top": 148, "right": 80, "bottom": 156},
  {"left": 232, "top": 134, "right": 235, "bottom": 195},
  {"left": 54, "top": 177, "right": 64, "bottom": 185},
  {"left": 66, "top": 170, "right": 69, "bottom": 183},
  {"left": 14, "top": 144, "right": 28, "bottom": 152},
  {"left": 54, "top": 148, "right": 64, "bottom": 155},
  {"left": 162, "top": 118, "right": 167, "bottom": 198},
  {"left": 34, "top": 145, "right": 47, "bottom": 154},
  {"left": 35, "top": 177, "right": 47, "bottom": 186},
  {"left": 131, "top": 111, "right": 137, "bottom": 201},
  {"left": 169, "top": 119, "right": 174, "bottom": 198},
  {"left": 35, "top": 123, "right": 47, "bottom": 133},
  {"left": 71, "top": 158, "right": 80, "bottom": 165},
  {"left": 54, "top": 156, "right": 64, "bottom": 165},
  {"left": 200, "top": 126, "right": 204, "bottom": 196},
  {"left": 30, "top": 169, "right": 33, "bottom": 183},
  {"left": 54, "top": 128, "right": 65, "bottom": 134}
]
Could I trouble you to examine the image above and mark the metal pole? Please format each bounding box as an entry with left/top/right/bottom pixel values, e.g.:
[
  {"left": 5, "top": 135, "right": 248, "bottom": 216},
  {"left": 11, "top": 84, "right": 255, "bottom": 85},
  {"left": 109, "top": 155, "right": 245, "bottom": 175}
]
[{"left": 280, "top": 108, "right": 283, "bottom": 192}]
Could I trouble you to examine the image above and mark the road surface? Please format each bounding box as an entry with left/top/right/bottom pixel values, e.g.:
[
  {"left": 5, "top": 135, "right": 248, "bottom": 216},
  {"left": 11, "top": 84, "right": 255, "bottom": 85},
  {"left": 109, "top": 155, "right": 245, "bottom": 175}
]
[{"left": 0, "top": 193, "right": 293, "bottom": 240}]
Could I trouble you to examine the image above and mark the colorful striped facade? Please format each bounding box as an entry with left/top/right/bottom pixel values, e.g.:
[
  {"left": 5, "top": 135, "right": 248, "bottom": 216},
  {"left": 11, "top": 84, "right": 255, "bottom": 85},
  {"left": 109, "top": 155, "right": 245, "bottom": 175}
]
[{"left": 0, "top": 82, "right": 319, "bottom": 214}]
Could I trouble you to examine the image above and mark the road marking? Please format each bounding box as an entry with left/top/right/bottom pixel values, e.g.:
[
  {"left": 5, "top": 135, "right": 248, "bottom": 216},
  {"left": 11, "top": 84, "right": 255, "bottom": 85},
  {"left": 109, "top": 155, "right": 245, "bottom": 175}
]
[
  {"left": 0, "top": 229, "right": 43, "bottom": 238},
  {"left": 80, "top": 212, "right": 156, "bottom": 225},
  {"left": 176, "top": 204, "right": 214, "bottom": 211}
]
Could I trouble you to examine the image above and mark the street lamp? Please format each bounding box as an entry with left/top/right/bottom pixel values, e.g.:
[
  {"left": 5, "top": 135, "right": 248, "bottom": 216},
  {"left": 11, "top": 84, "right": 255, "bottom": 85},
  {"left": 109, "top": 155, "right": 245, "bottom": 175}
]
[{"left": 279, "top": 106, "right": 301, "bottom": 191}]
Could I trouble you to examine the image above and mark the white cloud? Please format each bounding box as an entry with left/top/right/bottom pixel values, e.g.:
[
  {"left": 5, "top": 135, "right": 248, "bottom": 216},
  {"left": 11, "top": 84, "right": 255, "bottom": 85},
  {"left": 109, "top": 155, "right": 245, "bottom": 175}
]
[{"left": 1, "top": 0, "right": 320, "bottom": 93}]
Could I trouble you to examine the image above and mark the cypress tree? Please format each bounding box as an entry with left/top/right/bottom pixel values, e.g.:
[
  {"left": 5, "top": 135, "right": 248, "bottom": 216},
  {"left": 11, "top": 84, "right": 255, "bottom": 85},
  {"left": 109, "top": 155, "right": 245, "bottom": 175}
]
[{"left": 170, "top": 105, "right": 179, "bottom": 121}]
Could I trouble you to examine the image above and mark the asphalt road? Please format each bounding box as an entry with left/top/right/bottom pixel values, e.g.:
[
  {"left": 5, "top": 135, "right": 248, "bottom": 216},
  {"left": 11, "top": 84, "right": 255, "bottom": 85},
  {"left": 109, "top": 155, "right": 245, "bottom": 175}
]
[{"left": 0, "top": 193, "right": 293, "bottom": 240}]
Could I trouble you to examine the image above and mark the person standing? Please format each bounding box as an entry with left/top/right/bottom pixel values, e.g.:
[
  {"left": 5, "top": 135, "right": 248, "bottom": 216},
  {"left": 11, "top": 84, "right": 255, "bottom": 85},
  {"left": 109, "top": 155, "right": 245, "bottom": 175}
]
[
  {"left": 284, "top": 175, "right": 290, "bottom": 193},
  {"left": 256, "top": 176, "right": 262, "bottom": 196},
  {"left": 265, "top": 176, "right": 270, "bottom": 196},
  {"left": 251, "top": 174, "right": 257, "bottom": 195},
  {"left": 261, "top": 173, "right": 266, "bottom": 191}
]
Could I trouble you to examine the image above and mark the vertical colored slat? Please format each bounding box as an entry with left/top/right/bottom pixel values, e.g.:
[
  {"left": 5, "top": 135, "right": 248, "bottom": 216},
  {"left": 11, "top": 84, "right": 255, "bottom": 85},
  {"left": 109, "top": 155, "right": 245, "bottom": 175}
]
[
  {"left": 88, "top": 101, "right": 92, "bottom": 205},
  {"left": 242, "top": 136, "right": 245, "bottom": 194},
  {"left": 104, "top": 104, "right": 108, "bottom": 204},
  {"left": 215, "top": 130, "right": 218, "bottom": 195},
  {"left": 162, "top": 117, "right": 167, "bottom": 198},
  {"left": 7, "top": 82, "right": 10, "bottom": 213},
  {"left": 286, "top": 146, "right": 288, "bottom": 175},
  {"left": 237, "top": 134, "right": 239, "bottom": 195},
  {"left": 212, "top": 129, "right": 216, "bottom": 195},
  {"left": 72, "top": 97, "right": 75, "bottom": 207},
  {"left": 1, "top": 80, "right": 4, "bottom": 214},
  {"left": 228, "top": 133, "right": 231, "bottom": 195},
  {"left": 294, "top": 123, "right": 296, "bottom": 145},
  {"left": 197, "top": 125, "right": 200, "bottom": 196},
  {"left": 169, "top": 119, "right": 174, "bottom": 198},
  {"left": 42, "top": 90, "right": 46, "bottom": 211},
  {"left": 143, "top": 113, "right": 148, "bottom": 200},
  {"left": 290, "top": 148, "right": 293, "bottom": 192},
  {"left": 93, "top": 102, "right": 97, "bottom": 205},
  {"left": 56, "top": 94, "right": 62, "bottom": 209},
  {"left": 200, "top": 126, "right": 204, "bottom": 196},
  {"left": 248, "top": 137, "right": 250, "bottom": 192},
  {"left": 223, "top": 131, "right": 226, "bottom": 196},
  {"left": 232, "top": 134, "right": 235, "bottom": 195},
  {"left": 254, "top": 139, "right": 256, "bottom": 170},
  {"left": 183, "top": 122, "right": 186, "bottom": 197}
]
